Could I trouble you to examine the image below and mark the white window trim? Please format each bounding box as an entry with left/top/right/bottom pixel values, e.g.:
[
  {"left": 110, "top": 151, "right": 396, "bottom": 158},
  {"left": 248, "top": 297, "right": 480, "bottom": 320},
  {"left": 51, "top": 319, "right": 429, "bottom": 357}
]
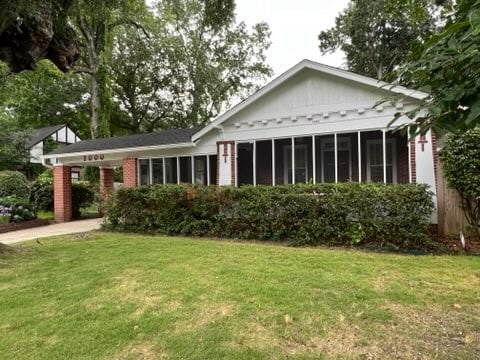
[
  {"left": 320, "top": 137, "right": 352, "bottom": 183},
  {"left": 366, "top": 139, "right": 397, "bottom": 183},
  {"left": 283, "top": 144, "right": 308, "bottom": 184}
]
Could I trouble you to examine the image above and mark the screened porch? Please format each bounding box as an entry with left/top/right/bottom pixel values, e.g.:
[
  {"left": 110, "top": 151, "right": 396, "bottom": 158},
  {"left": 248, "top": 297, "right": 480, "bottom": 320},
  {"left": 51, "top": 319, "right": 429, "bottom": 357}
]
[{"left": 236, "top": 130, "right": 410, "bottom": 186}]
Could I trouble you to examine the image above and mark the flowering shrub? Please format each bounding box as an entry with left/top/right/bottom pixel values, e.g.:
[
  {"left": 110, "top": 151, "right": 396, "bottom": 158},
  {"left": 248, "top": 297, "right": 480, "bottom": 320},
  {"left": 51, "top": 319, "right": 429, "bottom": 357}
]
[
  {"left": 105, "top": 183, "right": 435, "bottom": 250},
  {"left": 0, "top": 196, "right": 36, "bottom": 223}
]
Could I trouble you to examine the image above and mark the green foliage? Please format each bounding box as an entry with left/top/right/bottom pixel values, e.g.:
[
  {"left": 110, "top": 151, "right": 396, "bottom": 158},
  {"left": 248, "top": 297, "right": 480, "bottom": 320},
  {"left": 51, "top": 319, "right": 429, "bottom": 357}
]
[
  {"left": 105, "top": 183, "right": 435, "bottom": 250},
  {"left": 109, "top": 0, "right": 272, "bottom": 133},
  {"left": 439, "top": 129, "right": 480, "bottom": 234},
  {"left": 30, "top": 181, "right": 53, "bottom": 212},
  {"left": 72, "top": 182, "right": 95, "bottom": 218},
  {"left": 30, "top": 171, "right": 96, "bottom": 218},
  {"left": 318, "top": 0, "right": 449, "bottom": 80},
  {"left": 0, "top": 171, "right": 30, "bottom": 200},
  {"left": 395, "top": 0, "right": 480, "bottom": 134},
  {"left": 0, "top": 60, "right": 90, "bottom": 139},
  {"left": 0, "top": 195, "right": 36, "bottom": 222}
]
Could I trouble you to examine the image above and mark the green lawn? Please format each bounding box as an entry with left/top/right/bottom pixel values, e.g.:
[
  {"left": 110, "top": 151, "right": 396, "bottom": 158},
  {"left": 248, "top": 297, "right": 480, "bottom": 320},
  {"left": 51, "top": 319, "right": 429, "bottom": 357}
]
[{"left": 0, "top": 233, "right": 479, "bottom": 359}]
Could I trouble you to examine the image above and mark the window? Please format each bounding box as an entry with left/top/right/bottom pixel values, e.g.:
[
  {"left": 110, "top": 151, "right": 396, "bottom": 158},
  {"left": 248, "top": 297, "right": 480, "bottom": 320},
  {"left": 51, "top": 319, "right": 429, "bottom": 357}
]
[
  {"left": 164, "top": 158, "right": 178, "bottom": 184},
  {"left": 366, "top": 139, "right": 396, "bottom": 183},
  {"left": 151, "top": 158, "right": 164, "bottom": 184},
  {"left": 139, "top": 159, "right": 150, "bottom": 185},
  {"left": 320, "top": 137, "right": 351, "bottom": 182},
  {"left": 194, "top": 156, "right": 207, "bottom": 185},
  {"left": 284, "top": 144, "right": 308, "bottom": 184}
]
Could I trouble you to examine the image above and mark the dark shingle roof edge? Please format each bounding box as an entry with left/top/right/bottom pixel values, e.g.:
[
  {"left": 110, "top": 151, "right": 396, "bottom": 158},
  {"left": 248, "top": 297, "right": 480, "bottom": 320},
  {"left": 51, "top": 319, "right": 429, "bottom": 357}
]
[
  {"left": 26, "top": 124, "right": 67, "bottom": 148},
  {"left": 47, "top": 126, "right": 204, "bottom": 156}
]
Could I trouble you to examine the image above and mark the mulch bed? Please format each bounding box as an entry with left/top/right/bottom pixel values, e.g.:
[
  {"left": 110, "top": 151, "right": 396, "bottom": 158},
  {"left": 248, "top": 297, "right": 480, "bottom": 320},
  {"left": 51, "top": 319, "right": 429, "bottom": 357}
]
[
  {"left": 433, "top": 234, "right": 480, "bottom": 254},
  {"left": 0, "top": 218, "right": 51, "bottom": 234}
]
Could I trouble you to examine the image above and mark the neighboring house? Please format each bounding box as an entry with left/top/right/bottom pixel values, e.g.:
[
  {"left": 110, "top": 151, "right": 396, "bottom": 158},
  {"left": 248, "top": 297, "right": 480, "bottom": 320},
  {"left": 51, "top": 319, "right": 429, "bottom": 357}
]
[
  {"left": 44, "top": 60, "right": 438, "bottom": 225},
  {"left": 27, "top": 124, "right": 82, "bottom": 180}
]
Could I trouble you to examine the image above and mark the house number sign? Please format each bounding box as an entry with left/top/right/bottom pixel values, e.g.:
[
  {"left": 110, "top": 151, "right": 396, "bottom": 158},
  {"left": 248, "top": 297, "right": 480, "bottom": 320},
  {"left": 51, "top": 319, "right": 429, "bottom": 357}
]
[{"left": 83, "top": 154, "right": 105, "bottom": 161}]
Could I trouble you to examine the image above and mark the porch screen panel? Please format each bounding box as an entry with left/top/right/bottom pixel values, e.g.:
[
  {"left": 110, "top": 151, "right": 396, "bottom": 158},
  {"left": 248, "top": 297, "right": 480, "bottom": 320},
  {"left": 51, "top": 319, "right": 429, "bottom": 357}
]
[
  {"left": 275, "top": 138, "right": 292, "bottom": 185},
  {"left": 294, "top": 137, "right": 313, "bottom": 183},
  {"left": 317, "top": 135, "right": 335, "bottom": 183},
  {"left": 194, "top": 156, "right": 207, "bottom": 185},
  {"left": 362, "top": 130, "right": 396, "bottom": 183},
  {"left": 392, "top": 131, "right": 409, "bottom": 184},
  {"left": 179, "top": 157, "right": 192, "bottom": 183},
  {"left": 325, "top": 133, "right": 357, "bottom": 183},
  {"left": 209, "top": 155, "right": 217, "bottom": 185},
  {"left": 139, "top": 159, "right": 150, "bottom": 185},
  {"left": 164, "top": 157, "right": 178, "bottom": 184},
  {"left": 255, "top": 140, "right": 272, "bottom": 185},
  {"left": 151, "top": 158, "right": 164, "bottom": 184},
  {"left": 237, "top": 143, "right": 253, "bottom": 186}
]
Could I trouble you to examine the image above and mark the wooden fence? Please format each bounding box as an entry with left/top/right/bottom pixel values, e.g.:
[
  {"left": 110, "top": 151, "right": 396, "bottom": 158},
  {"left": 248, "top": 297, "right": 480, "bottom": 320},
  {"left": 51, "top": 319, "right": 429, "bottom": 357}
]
[{"left": 436, "top": 164, "right": 468, "bottom": 236}]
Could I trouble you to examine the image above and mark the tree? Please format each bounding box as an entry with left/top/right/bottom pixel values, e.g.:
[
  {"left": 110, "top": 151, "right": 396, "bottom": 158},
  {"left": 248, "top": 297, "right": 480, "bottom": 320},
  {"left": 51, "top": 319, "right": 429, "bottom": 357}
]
[
  {"left": 0, "top": 61, "right": 90, "bottom": 139},
  {"left": 394, "top": 0, "right": 480, "bottom": 134},
  {"left": 439, "top": 130, "right": 480, "bottom": 235},
  {"left": 109, "top": 0, "right": 272, "bottom": 133},
  {"left": 318, "top": 0, "right": 450, "bottom": 80},
  {"left": 0, "top": 0, "right": 80, "bottom": 73}
]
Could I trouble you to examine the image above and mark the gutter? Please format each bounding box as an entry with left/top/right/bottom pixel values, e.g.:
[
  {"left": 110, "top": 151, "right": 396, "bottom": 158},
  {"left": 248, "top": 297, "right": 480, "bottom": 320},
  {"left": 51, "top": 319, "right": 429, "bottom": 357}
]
[{"left": 41, "top": 141, "right": 195, "bottom": 160}]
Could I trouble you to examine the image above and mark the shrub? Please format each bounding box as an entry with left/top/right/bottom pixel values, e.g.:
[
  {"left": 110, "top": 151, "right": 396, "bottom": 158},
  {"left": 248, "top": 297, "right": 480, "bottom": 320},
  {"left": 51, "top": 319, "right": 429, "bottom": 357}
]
[
  {"left": 30, "top": 181, "right": 54, "bottom": 211},
  {"left": 0, "top": 171, "right": 30, "bottom": 200},
  {"left": 0, "top": 195, "right": 36, "bottom": 222},
  {"left": 72, "top": 181, "right": 95, "bottom": 218},
  {"left": 440, "top": 130, "right": 480, "bottom": 235},
  {"left": 105, "top": 183, "right": 435, "bottom": 250},
  {"left": 30, "top": 171, "right": 96, "bottom": 218}
]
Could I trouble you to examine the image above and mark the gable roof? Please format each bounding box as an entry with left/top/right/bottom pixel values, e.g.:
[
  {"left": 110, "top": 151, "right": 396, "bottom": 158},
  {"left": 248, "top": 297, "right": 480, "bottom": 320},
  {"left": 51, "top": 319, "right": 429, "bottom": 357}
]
[
  {"left": 192, "top": 59, "right": 428, "bottom": 141},
  {"left": 26, "top": 124, "right": 67, "bottom": 148},
  {"left": 47, "top": 126, "right": 204, "bottom": 156}
]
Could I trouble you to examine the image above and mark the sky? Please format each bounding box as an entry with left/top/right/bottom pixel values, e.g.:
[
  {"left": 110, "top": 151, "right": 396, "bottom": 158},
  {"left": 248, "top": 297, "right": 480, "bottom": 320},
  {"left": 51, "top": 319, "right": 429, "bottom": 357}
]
[{"left": 235, "top": 0, "right": 351, "bottom": 77}]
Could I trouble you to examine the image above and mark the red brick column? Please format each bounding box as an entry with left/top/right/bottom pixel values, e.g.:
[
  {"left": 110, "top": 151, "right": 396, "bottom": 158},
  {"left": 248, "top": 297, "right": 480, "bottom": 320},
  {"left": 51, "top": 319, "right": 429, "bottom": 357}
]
[
  {"left": 410, "top": 139, "right": 416, "bottom": 184},
  {"left": 122, "top": 158, "right": 138, "bottom": 187},
  {"left": 53, "top": 165, "right": 72, "bottom": 223},
  {"left": 99, "top": 167, "right": 114, "bottom": 216}
]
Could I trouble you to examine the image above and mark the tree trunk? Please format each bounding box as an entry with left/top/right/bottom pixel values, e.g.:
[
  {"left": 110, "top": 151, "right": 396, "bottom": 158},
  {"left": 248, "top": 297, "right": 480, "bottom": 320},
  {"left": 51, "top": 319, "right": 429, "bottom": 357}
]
[{"left": 90, "top": 73, "right": 100, "bottom": 138}]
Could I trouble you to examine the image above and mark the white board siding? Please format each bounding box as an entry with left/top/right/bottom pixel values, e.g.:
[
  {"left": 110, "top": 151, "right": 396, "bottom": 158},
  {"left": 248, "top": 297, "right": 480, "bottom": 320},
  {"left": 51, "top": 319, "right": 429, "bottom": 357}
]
[{"left": 415, "top": 131, "right": 437, "bottom": 223}]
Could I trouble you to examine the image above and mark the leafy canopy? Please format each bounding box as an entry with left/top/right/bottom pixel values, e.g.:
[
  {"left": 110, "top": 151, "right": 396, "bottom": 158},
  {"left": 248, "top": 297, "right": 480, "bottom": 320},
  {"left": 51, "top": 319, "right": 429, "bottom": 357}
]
[
  {"left": 318, "top": 0, "right": 449, "bottom": 80},
  {"left": 440, "top": 129, "right": 480, "bottom": 234},
  {"left": 395, "top": 0, "right": 480, "bottom": 134}
]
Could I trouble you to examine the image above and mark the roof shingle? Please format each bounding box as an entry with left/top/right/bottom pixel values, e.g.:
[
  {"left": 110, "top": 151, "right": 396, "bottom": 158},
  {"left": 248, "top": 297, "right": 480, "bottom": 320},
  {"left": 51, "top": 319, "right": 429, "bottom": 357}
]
[{"left": 48, "top": 126, "right": 203, "bottom": 155}]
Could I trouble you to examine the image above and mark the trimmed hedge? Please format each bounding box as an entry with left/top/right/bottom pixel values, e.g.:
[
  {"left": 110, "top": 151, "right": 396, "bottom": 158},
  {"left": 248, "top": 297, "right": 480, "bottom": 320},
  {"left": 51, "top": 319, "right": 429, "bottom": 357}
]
[{"left": 105, "top": 183, "right": 435, "bottom": 250}]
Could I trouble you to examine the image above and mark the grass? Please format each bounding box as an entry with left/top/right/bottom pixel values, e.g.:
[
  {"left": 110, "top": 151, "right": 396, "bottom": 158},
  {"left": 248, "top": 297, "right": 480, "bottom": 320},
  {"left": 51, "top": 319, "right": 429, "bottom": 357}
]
[
  {"left": 36, "top": 210, "right": 54, "bottom": 220},
  {"left": 0, "top": 233, "right": 479, "bottom": 359}
]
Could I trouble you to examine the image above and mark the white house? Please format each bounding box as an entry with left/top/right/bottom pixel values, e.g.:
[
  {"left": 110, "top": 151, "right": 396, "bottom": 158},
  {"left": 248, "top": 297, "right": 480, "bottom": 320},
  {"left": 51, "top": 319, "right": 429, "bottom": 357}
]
[
  {"left": 27, "top": 124, "right": 81, "bottom": 164},
  {"left": 43, "top": 60, "right": 438, "bottom": 224}
]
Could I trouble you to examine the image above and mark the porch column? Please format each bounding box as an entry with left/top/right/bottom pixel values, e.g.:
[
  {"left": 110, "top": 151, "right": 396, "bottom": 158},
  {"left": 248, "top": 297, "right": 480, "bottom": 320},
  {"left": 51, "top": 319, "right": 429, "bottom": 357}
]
[
  {"left": 358, "top": 131, "right": 362, "bottom": 183},
  {"left": 382, "top": 130, "right": 387, "bottom": 183},
  {"left": 334, "top": 133, "right": 338, "bottom": 183},
  {"left": 122, "top": 158, "right": 138, "bottom": 187},
  {"left": 99, "top": 167, "right": 114, "bottom": 216},
  {"left": 53, "top": 164, "right": 72, "bottom": 223},
  {"left": 271, "top": 139, "right": 275, "bottom": 186},
  {"left": 217, "top": 141, "right": 235, "bottom": 185}
]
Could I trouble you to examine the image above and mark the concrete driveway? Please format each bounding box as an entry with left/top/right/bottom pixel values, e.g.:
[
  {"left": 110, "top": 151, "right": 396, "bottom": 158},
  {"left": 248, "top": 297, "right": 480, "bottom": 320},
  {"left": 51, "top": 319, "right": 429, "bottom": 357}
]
[{"left": 0, "top": 218, "right": 102, "bottom": 245}]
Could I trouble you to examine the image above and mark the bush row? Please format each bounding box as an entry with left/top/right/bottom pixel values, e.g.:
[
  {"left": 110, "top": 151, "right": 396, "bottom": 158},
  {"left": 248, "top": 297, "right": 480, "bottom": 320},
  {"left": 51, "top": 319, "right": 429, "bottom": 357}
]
[{"left": 104, "top": 183, "right": 435, "bottom": 250}]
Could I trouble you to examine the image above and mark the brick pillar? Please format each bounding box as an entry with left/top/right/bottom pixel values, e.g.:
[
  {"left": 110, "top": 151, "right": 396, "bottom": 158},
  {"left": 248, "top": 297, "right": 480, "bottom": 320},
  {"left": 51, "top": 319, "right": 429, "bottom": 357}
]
[
  {"left": 99, "top": 167, "right": 114, "bottom": 216},
  {"left": 217, "top": 141, "right": 235, "bottom": 186},
  {"left": 53, "top": 165, "right": 72, "bottom": 223},
  {"left": 122, "top": 158, "right": 138, "bottom": 187}
]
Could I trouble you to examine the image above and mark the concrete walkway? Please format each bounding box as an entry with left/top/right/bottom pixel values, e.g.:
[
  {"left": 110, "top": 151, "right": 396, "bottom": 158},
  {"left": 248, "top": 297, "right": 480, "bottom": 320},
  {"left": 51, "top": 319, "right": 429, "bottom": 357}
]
[{"left": 0, "top": 218, "right": 102, "bottom": 245}]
